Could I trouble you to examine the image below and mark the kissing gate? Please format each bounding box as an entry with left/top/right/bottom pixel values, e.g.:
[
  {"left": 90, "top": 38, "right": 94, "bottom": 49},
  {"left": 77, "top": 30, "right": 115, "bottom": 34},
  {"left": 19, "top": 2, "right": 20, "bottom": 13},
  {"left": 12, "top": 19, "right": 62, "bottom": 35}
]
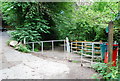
[{"left": 24, "top": 37, "right": 103, "bottom": 65}]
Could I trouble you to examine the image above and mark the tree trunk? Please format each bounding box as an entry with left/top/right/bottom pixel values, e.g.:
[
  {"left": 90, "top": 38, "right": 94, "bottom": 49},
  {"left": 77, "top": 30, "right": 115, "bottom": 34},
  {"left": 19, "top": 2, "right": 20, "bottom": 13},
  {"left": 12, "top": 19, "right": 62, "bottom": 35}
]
[{"left": 107, "top": 21, "right": 114, "bottom": 73}]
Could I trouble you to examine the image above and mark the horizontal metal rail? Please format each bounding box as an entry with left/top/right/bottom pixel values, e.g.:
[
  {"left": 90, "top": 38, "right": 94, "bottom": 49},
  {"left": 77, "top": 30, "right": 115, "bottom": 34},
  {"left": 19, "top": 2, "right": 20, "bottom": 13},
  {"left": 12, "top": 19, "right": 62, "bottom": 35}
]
[
  {"left": 26, "top": 40, "right": 65, "bottom": 44},
  {"left": 24, "top": 39, "right": 66, "bottom": 54},
  {"left": 71, "top": 42, "right": 101, "bottom": 44}
]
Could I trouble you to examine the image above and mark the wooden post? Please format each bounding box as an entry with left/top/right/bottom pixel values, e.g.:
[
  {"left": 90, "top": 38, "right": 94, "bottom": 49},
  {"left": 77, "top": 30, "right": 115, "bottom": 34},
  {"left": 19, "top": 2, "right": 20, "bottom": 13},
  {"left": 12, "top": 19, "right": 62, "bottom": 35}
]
[
  {"left": 107, "top": 21, "right": 114, "bottom": 73},
  {"left": 108, "top": 21, "right": 114, "bottom": 63}
]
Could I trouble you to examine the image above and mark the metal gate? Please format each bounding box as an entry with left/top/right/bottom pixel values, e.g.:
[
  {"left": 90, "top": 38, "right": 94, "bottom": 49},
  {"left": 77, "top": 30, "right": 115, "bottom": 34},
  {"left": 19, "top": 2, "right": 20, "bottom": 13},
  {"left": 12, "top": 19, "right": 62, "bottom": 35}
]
[
  {"left": 70, "top": 41, "right": 102, "bottom": 65},
  {"left": 23, "top": 37, "right": 102, "bottom": 65}
]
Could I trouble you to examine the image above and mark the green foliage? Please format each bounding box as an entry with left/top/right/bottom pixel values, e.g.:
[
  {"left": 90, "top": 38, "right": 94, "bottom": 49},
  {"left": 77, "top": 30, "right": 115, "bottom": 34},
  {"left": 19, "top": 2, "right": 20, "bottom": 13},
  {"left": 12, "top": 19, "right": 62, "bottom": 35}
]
[
  {"left": 6, "top": 39, "right": 12, "bottom": 46},
  {"left": 92, "top": 63, "right": 118, "bottom": 79},
  {"left": 1, "top": 2, "right": 51, "bottom": 42},
  {"left": 1, "top": 2, "right": 119, "bottom": 43},
  {"left": 34, "top": 48, "right": 39, "bottom": 52},
  {"left": 33, "top": 43, "right": 41, "bottom": 52},
  {"left": 114, "top": 28, "right": 120, "bottom": 43},
  {"left": 114, "top": 2, "right": 120, "bottom": 43},
  {"left": 114, "top": 2, "right": 120, "bottom": 27},
  {"left": 17, "top": 44, "right": 30, "bottom": 53},
  {"left": 72, "top": 60, "right": 79, "bottom": 63},
  {"left": 51, "top": 2, "right": 118, "bottom": 41}
]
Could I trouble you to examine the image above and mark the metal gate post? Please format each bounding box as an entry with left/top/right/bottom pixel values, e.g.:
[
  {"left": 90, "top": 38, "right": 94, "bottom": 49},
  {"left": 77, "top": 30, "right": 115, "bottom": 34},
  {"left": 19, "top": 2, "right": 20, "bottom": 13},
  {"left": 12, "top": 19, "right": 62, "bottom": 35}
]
[
  {"left": 81, "top": 42, "right": 83, "bottom": 65},
  {"left": 41, "top": 42, "right": 43, "bottom": 54},
  {"left": 91, "top": 43, "right": 94, "bottom": 65},
  {"left": 52, "top": 41, "right": 54, "bottom": 51},
  {"left": 64, "top": 40, "right": 66, "bottom": 52},
  {"left": 76, "top": 40, "right": 77, "bottom": 52},
  {"left": 70, "top": 42, "right": 72, "bottom": 53},
  {"left": 66, "top": 37, "right": 70, "bottom": 53},
  {"left": 32, "top": 42, "right": 34, "bottom": 52}
]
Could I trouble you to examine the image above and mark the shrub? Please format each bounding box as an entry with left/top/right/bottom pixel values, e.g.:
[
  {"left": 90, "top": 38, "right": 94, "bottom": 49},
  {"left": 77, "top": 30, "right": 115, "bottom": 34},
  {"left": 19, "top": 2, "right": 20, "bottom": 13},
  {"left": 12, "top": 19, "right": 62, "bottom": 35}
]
[
  {"left": 92, "top": 63, "right": 118, "bottom": 79},
  {"left": 34, "top": 48, "right": 39, "bottom": 52},
  {"left": 7, "top": 39, "right": 12, "bottom": 46},
  {"left": 17, "top": 44, "right": 30, "bottom": 53}
]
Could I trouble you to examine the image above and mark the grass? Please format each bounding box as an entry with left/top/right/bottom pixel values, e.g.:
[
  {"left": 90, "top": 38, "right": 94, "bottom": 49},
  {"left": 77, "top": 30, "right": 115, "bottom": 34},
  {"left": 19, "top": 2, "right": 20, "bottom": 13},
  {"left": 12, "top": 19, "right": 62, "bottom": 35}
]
[{"left": 72, "top": 60, "right": 80, "bottom": 63}]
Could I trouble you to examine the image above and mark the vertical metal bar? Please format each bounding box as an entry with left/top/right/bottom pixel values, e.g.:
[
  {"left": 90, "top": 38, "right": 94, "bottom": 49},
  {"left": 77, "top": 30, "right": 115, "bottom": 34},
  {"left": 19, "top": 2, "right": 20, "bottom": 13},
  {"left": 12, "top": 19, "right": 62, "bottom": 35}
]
[
  {"left": 84, "top": 42, "right": 86, "bottom": 51},
  {"left": 71, "top": 42, "right": 72, "bottom": 53},
  {"left": 41, "top": 42, "right": 43, "bottom": 54},
  {"left": 81, "top": 42, "right": 83, "bottom": 66},
  {"left": 64, "top": 40, "right": 66, "bottom": 52},
  {"left": 76, "top": 40, "right": 77, "bottom": 52},
  {"left": 32, "top": 43, "right": 34, "bottom": 52},
  {"left": 91, "top": 43, "right": 94, "bottom": 65},
  {"left": 52, "top": 41, "right": 54, "bottom": 51}
]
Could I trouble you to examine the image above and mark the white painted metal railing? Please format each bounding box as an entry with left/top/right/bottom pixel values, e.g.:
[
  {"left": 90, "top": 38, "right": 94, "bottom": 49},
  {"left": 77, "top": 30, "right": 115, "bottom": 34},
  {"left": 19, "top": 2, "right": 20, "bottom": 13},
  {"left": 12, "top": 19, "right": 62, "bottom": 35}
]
[{"left": 24, "top": 38, "right": 67, "bottom": 54}]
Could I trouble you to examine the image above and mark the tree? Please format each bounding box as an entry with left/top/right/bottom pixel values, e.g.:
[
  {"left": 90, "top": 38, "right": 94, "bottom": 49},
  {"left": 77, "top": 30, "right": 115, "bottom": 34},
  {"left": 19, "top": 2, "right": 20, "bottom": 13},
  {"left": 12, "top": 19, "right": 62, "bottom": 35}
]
[{"left": 1, "top": 2, "right": 119, "bottom": 43}]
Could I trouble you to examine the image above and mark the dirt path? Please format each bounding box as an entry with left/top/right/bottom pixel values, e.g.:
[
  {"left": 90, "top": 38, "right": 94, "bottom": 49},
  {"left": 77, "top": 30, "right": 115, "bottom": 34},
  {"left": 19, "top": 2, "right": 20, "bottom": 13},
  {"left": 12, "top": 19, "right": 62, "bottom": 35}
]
[{"left": 0, "top": 31, "right": 97, "bottom": 80}]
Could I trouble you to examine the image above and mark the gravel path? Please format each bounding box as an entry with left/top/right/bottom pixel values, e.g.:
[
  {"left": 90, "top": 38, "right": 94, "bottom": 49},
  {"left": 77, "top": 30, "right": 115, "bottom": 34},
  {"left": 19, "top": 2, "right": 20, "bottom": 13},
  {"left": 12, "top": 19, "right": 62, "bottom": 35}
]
[{"left": 0, "top": 31, "right": 97, "bottom": 80}]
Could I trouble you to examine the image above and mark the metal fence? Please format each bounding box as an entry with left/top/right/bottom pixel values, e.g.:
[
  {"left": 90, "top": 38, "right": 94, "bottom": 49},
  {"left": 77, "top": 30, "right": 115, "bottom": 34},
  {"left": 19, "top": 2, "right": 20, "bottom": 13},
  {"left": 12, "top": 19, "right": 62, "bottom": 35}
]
[
  {"left": 24, "top": 38, "right": 66, "bottom": 54},
  {"left": 24, "top": 37, "right": 103, "bottom": 65}
]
